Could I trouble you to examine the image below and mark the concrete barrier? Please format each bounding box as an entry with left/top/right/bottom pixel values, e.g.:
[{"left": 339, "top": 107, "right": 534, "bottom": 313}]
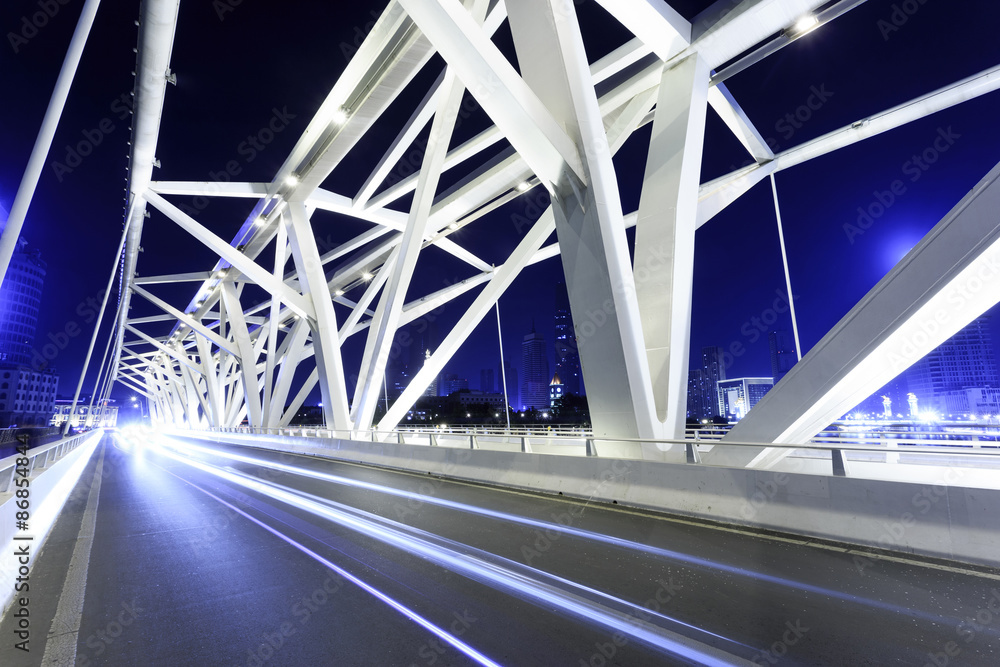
[
  {"left": 0, "top": 431, "right": 103, "bottom": 616},
  {"left": 173, "top": 430, "right": 1000, "bottom": 569}
]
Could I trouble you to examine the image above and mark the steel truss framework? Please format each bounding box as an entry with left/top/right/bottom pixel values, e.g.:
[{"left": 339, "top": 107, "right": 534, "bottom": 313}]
[{"left": 93, "top": 0, "right": 1000, "bottom": 464}]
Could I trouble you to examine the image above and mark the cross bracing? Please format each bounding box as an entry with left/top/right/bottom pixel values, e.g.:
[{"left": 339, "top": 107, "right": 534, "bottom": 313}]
[{"left": 74, "top": 0, "right": 1000, "bottom": 464}]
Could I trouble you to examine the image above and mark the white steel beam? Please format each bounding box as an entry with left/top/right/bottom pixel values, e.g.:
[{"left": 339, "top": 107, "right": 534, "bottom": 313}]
[
  {"left": 220, "top": 283, "right": 263, "bottom": 427},
  {"left": 285, "top": 203, "right": 352, "bottom": 430},
  {"left": 506, "top": 0, "right": 657, "bottom": 443},
  {"left": 352, "top": 62, "right": 469, "bottom": 431},
  {"left": 398, "top": 0, "right": 586, "bottom": 189},
  {"left": 710, "top": 160, "right": 1000, "bottom": 467},
  {"left": 634, "top": 53, "right": 711, "bottom": 439},
  {"left": 144, "top": 190, "right": 314, "bottom": 319}
]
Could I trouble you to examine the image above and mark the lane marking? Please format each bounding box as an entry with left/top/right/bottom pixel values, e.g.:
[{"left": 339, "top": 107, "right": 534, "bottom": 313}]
[
  {"left": 204, "top": 441, "right": 1000, "bottom": 582},
  {"left": 40, "top": 443, "right": 106, "bottom": 667},
  {"left": 148, "top": 463, "right": 504, "bottom": 667}
]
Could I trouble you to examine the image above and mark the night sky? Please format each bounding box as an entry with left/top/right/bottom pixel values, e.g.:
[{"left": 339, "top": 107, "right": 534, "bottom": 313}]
[{"left": 2, "top": 0, "right": 1000, "bottom": 406}]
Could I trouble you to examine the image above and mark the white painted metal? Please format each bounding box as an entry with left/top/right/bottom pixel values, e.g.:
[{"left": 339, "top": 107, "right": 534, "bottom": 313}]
[
  {"left": 634, "top": 53, "right": 711, "bottom": 441},
  {"left": 99, "top": 0, "right": 1000, "bottom": 464},
  {"left": 712, "top": 161, "right": 1000, "bottom": 465},
  {"left": 0, "top": 0, "right": 103, "bottom": 291}
]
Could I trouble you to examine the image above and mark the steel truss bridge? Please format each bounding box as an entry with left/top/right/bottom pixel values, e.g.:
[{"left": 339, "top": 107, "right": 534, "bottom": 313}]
[{"left": 6, "top": 0, "right": 1000, "bottom": 468}]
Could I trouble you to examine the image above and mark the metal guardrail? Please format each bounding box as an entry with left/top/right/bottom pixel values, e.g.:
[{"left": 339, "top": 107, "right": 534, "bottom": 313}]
[
  {"left": 194, "top": 423, "right": 1000, "bottom": 478},
  {"left": 0, "top": 430, "right": 97, "bottom": 494}
]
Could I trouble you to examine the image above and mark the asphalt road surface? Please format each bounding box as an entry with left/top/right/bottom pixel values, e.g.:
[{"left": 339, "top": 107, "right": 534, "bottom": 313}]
[{"left": 2, "top": 432, "right": 998, "bottom": 666}]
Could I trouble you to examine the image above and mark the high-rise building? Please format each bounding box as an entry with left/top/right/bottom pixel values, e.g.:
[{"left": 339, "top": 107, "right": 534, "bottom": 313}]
[
  {"left": 687, "top": 368, "right": 706, "bottom": 419},
  {"left": 422, "top": 349, "right": 438, "bottom": 397},
  {"left": 0, "top": 210, "right": 59, "bottom": 427},
  {"left": 701, "top": 346, "right": 727, "bottom": 417},
  {"left": 553, "top": 281, "right": 582, "bottom": 395},
  {"left": 520, "top": 325, "right": 549, "bottom": 411},
  {"left": 769, "top": 330, "right": 796, "bottom": 384},
  {"left": 439, "top": 373, "right": 469, "bottom": 396},
  {"left": 549, "top": 372, "right": 564, "bottom": 408},
  {"left": 480, "top": 368, "right": 494, "bottom": 394},
  {"left": 905, "top": 316, "right": 1000, "bottom": 415},
  {"left": 718, "top": 378, "right": 774, "bottom": 420}
]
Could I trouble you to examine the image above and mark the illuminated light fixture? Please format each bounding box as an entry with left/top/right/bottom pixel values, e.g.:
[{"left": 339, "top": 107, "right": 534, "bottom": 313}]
[
  {"left": 362, "top": 271, "right": 373, "bottom": 281},
  {"left": 331, "top": 107, "right": 349, "bottom": 124},
  {"left": 516, "top": 181, "right": 530, "bottom": 192},
  {"left": 334, "top": 289, "right": 345, "bottom": 296},
  {"left": 792, "top": 14, "right": 819, "bottom": 35},
  {"left": 284, "top": 174, "right": 299, "bottom": 187},
  {"left": 254, "top": 217, "right": 265, "bottom": 227},
  {"left": 448, "top": 223, "right": 459, "bottom": 231}
]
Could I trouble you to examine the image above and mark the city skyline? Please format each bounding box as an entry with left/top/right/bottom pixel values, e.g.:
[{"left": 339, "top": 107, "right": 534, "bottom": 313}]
[{"left": 4, "top": 1, "right": 1000, "bottom": 414}]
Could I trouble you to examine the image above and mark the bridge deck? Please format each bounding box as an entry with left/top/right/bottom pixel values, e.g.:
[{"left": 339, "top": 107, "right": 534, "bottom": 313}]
[{"left": 2, "top": 433, "right": 998, "bottom": 665}]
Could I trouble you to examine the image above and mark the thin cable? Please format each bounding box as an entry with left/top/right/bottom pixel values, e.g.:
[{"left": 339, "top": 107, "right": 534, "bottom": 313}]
[
  {"left": 495, "top": 298, "right": 511, "bottom": 430},
  {"left": 770, "top": 173, "right": 802, "bottom": 361},
  {"left": 65, "top": 222, "right": 131, "bottom": 435}
]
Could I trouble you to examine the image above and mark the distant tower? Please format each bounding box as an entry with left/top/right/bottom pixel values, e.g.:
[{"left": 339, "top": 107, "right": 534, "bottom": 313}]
[
  {"left": 882, "top": 395, "right": 892, "bottom": 420},
  {"left": 549, "top": 372, "right": 564, "bottom": 408},
  {"left": 701, "top": 346, "right": 727, "bottom": 417},
  {"left": 499, "top": 361, "right": 518, "bottom": 411},
  {"left": 423, "top": 349, "right": 438, "bottom": 397},
  {"left": 553, "top": 281, "right": 582, "bottom": 395},
  {"left": 0, "top": 210, "right": 60, "bottom": 427},
  {"left": 480, "top": 368, "right": 494, "bottom": 394},
  {"left": 768, "top": 330, "right": 796, "bottom": 384},
  {"left": 520, "top": 324, "right": 549, "bottom": 411},
  {"left": 907, "top": 392, "right": 919, "bottom": 417}
]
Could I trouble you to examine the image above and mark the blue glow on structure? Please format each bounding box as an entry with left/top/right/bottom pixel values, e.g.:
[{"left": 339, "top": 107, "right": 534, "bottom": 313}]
[
  {"left": 144, "top": 436, "right": 745, "bottom": 664},
  {"left": 141, "top": 451, "right": 504, "bottom": 667},
  {"left": 158, "top": 437, "right": 951, "bottom": 626}
]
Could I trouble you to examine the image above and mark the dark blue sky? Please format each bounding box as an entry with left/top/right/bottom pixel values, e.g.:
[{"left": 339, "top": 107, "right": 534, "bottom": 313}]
[{"left": 3, "top": 0, "right": 1000, "bottom": 403}]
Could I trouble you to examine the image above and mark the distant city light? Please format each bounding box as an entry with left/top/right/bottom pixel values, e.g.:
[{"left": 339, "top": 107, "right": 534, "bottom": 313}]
[{"left": 919, "top": 411, "right": 939, "bottom": 423}]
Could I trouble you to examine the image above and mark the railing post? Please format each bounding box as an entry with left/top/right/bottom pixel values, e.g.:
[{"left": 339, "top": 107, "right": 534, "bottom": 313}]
[
  {"left": 398, "top": 431, "right": 405, "bottom": 445},
  {"left": 585, "top": 438, "right": 597, "bottom": 457},
  {"left": 686, "top": 441, "right": 701, "bottom": 464},
  {"left": 1, "top": 465, "right": 15, "bottom": 493},
  {"left": 470, "top": 434, "right": 476, "bottom": 450},
  {"left": 831, "top": 449, "right": 849, "bottom": 477},
  {"left": 520, "top": 436, "right": 529, "bottom": 453},
  {"left": 429, "top": 433, "right": 438, "bottom": 447}
]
